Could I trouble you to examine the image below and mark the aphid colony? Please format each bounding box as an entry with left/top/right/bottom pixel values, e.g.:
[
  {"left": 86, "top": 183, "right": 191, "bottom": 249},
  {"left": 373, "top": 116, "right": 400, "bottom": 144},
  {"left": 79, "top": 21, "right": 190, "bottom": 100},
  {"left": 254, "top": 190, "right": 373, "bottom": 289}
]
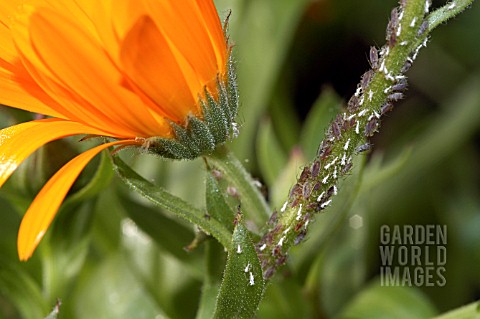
[{"left": 257, "top": 0, "right": 431, "bottom": 280}]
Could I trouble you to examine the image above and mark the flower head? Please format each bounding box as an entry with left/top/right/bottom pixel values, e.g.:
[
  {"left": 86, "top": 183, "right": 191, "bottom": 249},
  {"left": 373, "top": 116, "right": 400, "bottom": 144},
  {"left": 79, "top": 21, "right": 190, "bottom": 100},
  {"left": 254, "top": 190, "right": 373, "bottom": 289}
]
[{"left": 0, "top": 0, "right": 236, "bottom": 260}]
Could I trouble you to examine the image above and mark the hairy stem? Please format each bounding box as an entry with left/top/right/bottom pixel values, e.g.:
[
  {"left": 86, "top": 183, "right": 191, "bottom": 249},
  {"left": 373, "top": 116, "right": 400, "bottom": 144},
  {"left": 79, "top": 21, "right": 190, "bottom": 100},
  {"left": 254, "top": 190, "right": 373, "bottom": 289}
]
[
  {"left": 256, "top": 0, "right": 475, "bottom": 280},
  {"left": 206, "top": 145, "right": 270, "bottom": 226}
]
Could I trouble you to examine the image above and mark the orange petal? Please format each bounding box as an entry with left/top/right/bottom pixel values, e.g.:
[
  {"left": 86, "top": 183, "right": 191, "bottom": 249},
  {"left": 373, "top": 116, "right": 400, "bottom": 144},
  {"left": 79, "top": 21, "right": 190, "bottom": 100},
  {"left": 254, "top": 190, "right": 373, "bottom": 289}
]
[
  {"left": 0, "top": 119, "right": 108, "bottom": 189},
  {"left": 120, "top": 15, "right": 198, "bottom": 122},
  {"left": 144, "top": 0, "right": 221, "bottom": 87},
  {"left": 17, "top": 140, "right": 138, "bottom": 260},
  {"left": 21, "top": 6, "right": 168, "bottom": 137}
]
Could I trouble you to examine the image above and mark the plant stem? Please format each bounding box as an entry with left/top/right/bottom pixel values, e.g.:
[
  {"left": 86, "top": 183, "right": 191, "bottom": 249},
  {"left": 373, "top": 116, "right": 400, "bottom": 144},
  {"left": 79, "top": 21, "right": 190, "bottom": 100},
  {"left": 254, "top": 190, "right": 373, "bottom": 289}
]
[
  {"left": 256, "top": 0, "right": 469, "bottom": 280},
  {"left": 206, "top": 145, "right": 270, "bottom": 227},
  {"left": 427, "top": 0, "right": 476, "bottom": 33}
]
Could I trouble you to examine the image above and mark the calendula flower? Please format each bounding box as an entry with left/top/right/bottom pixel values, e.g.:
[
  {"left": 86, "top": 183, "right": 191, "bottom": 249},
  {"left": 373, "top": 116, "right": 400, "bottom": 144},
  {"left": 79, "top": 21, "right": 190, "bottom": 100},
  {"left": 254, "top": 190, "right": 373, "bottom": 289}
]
[{"left": 0, "top": 0, "right": 237, "bottom": 260}]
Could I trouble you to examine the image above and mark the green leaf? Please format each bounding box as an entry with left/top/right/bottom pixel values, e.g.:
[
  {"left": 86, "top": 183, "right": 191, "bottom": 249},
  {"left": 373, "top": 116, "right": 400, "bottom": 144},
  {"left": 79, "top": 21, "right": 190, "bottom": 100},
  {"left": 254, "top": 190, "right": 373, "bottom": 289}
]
[
  {"left": 432, "top": 301, "right": 480, "bottom": 319},
  {"left": 206, "top": 172, "right": 236, "bottom": 231},
  {"left": 256, "top": 118, "right": 288, "bottom": 187},
  {"left": 213, "top": 221, "right": 264, "bottom": 319},
  {"left": 300, "top": 88, "right": 343, "bottom": 160},
  {"left": 196, "top": 240, "right": 226, "bottom": 319},
  {"left": 112, "top": 155, "right": 232, "bottom": 250},
  {"left": 336, "top": 280, "right": 437, "bottom": 319},
  {"left": 61, "top": 150, "right": 114, "bottom": 211},
  {"left": 119, "top": 195, "right": 199, "bottom": 267},
  {"left": 0, "top": 260, "right": 48, "bottom": 319},
  {"left": 43, "top": 301, "right": 60, "bottom": 319}
]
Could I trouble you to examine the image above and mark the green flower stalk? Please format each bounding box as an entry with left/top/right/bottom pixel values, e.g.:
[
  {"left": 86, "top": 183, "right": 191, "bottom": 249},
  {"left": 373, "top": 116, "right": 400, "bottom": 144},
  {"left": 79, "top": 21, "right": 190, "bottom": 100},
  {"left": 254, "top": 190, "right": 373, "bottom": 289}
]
[{"left": 256, "top": 0, "right": 474, "bottom": 279}]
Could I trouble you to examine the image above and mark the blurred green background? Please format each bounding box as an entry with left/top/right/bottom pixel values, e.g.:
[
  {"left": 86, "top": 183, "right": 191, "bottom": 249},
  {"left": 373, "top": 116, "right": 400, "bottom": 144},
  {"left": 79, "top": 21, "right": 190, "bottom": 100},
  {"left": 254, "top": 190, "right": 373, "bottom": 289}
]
[{"left": 1, "top": 0, "right": 479, "bottom": 318}]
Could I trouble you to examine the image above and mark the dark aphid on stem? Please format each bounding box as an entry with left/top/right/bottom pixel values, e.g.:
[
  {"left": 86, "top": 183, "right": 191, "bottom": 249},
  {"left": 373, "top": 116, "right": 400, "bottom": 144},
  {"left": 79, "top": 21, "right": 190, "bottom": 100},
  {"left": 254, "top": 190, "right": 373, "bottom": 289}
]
[
  {"left": 299, "top": 166, "right": 310, "bottom": 183},
  {"left": 276, "top": 254, "right": 287, "bottom": 266},
  {"left": 387, "top": 8, "right": 400, "bottom": 46},
  {"left": 319, "top": 144, "right": 333, "bottom": 160},
  {"left": 348, "top": 95, "right": 360, "bottom": 112},
  {"left": 264, "top": 267, "right": 275, "bottom": 280},
  {"left": 387, "top": 92, "right": 404, "bottom": 102},
  {"left": 381, "top": 102, "right": 394, "bottom": 115},
  {"left": 342, "top": 118, "right": 356, "bottom": 132},
  {"left": 391, "top": 78, "right": 408, "bottom": 92},
  {"left": 302, "top": 182, "right": 313, "bottom": 199},
  {"left": 294, "top": 220, "right": 304, "bottom": 232},
  {"left": 365, "top": 117, "right": 379, "bottom": 137},
  {"left": 294, "top": 230, "right": 307, "bottom": 245},
  {"left": 311, "top": 160, "right": 321, "bottom": 178},
  {"left": 289, "top": 183, "right": 302, "bottom": 199},
  {"left": 291, "top": 198, "right": 300, "bottom": 208},
  {"left": 361, "top": 70, "right": 375, "bottom": 89},
  {"left": 356, "top": 143, "right": 373, "bottom": 153},
  {"left": 330, "top": 120, "right": 342, "bottom": 139},
  {"left": 401, "top": 60, "right": 412, "bottom": 73},
  {"left": 417, "top": 20, "right": 429, "bottom": 37},
  {"left": 369, "top": 46, "right": 379, "bottom": 70},
  {"left": 341, "top": 162, "right": 353, "bottom": 175},
  {"left": 268, "top": 210, "right": 278, "bottom": 226}
]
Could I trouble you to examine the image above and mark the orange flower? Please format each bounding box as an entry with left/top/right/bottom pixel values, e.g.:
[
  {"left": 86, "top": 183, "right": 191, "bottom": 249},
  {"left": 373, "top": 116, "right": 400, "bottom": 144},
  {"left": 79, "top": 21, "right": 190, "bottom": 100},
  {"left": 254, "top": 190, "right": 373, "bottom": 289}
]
[{"left": 0, "top": 0, "right": 234, "bottom": 260}]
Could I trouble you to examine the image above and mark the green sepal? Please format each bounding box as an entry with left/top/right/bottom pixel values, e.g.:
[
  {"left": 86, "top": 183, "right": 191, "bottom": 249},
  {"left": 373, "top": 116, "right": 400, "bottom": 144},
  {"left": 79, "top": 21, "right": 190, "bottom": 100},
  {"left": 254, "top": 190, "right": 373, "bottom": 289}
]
[
  {"left": 213, "top": 218, "right": 264, "bottom": 319},
  {"left": 144, "top": 58, "right": 239, "bottom": 160},
  {"left": 226, "top": 56, "right": 239, "bottom": 123},
  {"left": 148, "top": 137, "right": 197, "bottom": 160},
  {"left": 216, "top": 79, "right": 233, "bottom": 126},
  {"left": 188, "top": 115, "right": 216, "bottom": 153},
  {"left": 201, "top": 96, "right": 228, "bottom": 146},
  {"left": 171, "top": 122, "right": 201, "bottom": 156}
]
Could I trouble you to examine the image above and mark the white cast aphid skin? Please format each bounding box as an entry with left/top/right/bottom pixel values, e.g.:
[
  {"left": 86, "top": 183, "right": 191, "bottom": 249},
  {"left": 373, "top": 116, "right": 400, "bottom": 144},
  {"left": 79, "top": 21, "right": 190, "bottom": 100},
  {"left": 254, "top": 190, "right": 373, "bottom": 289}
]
[
  {"left": 249, "top": 272, "right": 255, "bottom": 286},
  {"left": 281, "top": 200, "right": 288, "bottom": 213},
  {"left": 237, "top": 244, "right": 242, "bottom": 254}
]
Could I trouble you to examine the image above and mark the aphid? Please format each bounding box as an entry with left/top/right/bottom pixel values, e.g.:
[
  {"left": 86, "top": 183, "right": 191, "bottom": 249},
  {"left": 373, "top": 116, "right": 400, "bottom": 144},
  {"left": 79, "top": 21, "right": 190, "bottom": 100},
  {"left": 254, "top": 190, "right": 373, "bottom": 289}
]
[
  {"left": 361, "top": 70, "right": 375, "bottom": 89},
  {"left": 401, "top": 60, "right": 412, "bottom": 73},
  {"left": 268, "top": 210, "right": 278, "bottom": 226},
  {"left": 299, "top": 167, "right": 310, "bottom": 183},
  {"left": 341, "top": 162, "right": 353, "bottom": 175},
  {"left": 211, "top": 169, "right": 222, "bottom": 180},
  {"left": 272, "top": 246, "right": 282, "bottom": 257},
  {"left": 294, "top": 221, "right": 304, "bottom": 232},
  {"left": 381, "top": 102, "right": 394, "bottom": 115},
  {"left": 289, "top": 183, "right": 302, "bottom": 199},
  {"left": 276, "top": 254, "right": 287, "bottom": 266},
  {"left": 227, "top": 186, "right": 239, "bottom": 197},
  {"left": 319, "top": 144, "right": 333, "bottom": 160},
  {"left": 365, "top": 117, "right": 379, "bottom": 137},
  {"left": 264, "top": 267, "right": 275, "bottom": 280},
  {"left": 369, "top": 46, "right": 379, "bottom": 70},
  {"left": 391, "top": 79, "right": 408, "bottom": 92},
  {"left": 356, "top": 143, "right": 373, "bottom": 153},
  {"left": 326, "top": 185, "right": 336, "bottom": 199},
  {"left": 312, "top": 182, "right": 321, "bottom": 192},
  {"left": 331, "top": 121, "right": 342, "bottom": 139},
  {"left": 311, "top": 160, "right": 321, "bottom": 178},
  {"left": 417, "top": 20, "right": 429, "bottom": 36},
  {"left": 348, "top": 95, "right": 360, "bottom": 112},
  {"left": 302, "top": 182, "right": 313, "bottom": 199},
  {"left": 293, "top": 197, "right": 304, "bottom": 207},
  {"left": 294, "top": 230, "right": 307, "bottom": 245},
  {"left": 343, "top": 118, "right": 356, "bottom": 131},
  {"left": 387, "top": 92, "right": 404, "bottom": 102},
  {"left": 386, "top": 8, "right": 399, "bottom": 46}
]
